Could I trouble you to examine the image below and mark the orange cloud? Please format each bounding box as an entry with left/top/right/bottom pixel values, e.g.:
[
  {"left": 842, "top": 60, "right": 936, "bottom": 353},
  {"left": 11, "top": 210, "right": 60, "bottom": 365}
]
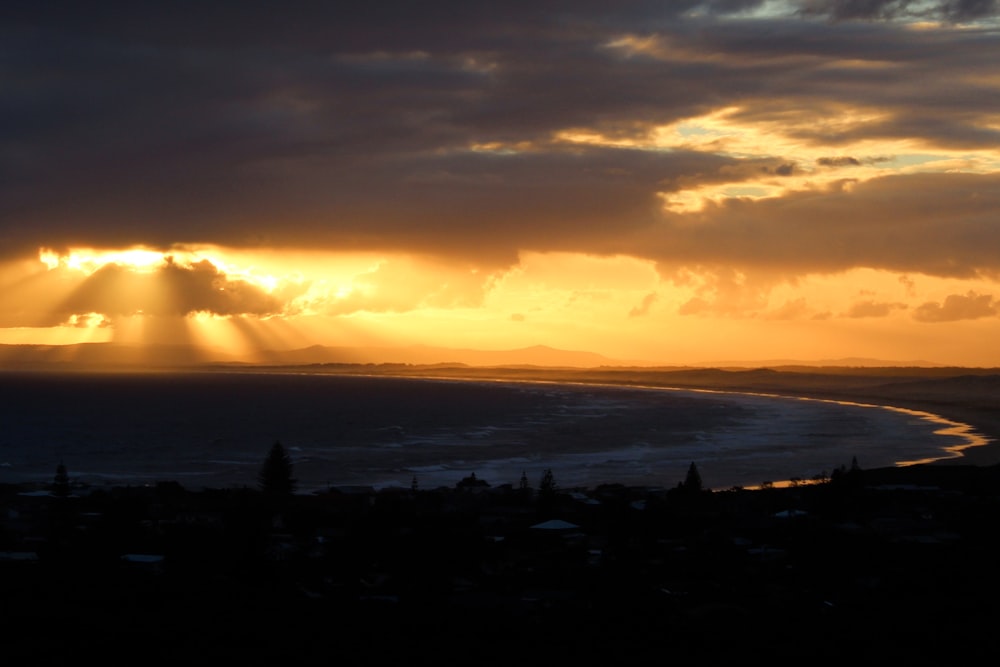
[
  {"left": 844, "top": 300, "right": 908, "bottom": 318},
  {"left": 628, "top": 292, "right": 658, "bottom": 318},
  {"left": 764, "top": 298, "right": 815, "bottom": 321},
  {"left": 913, "top": 291, "right": 997, "bottom": 322},
  {"left": 323, "top": 257, "right": 494, "bottom": 315}
]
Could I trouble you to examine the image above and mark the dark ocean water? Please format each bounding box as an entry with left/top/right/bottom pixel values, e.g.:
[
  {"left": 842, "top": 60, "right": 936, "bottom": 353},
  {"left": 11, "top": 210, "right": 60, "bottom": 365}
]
[{"left": 0, "top": 371, "right": 978, "bottom": 492}]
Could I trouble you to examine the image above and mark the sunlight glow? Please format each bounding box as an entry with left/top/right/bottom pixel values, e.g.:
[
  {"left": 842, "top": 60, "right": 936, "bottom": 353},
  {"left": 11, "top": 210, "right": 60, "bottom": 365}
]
[
  {"left": 2, "top": 243, "right": 999, "bottom": 368},
  {"left": 43, "top": 247, "right": 169, "bottom": 274},
  {"left": 0, "top": 325, "right": 114, "bottom": 346}
]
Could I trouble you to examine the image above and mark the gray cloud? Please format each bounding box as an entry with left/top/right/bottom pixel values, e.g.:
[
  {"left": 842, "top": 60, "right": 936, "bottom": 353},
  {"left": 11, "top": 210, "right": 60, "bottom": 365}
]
[
  {"left": 2, "top": 1, "right": 999, "bottom": 286},
  {"left": 62, "top": 259, "right": 284, "bottom": 319},
  {"left": 0, "top": 257, "right": 287, "bottom": 328},
  {"left": 800, "top": 0, "right": 917, "bottom": 20},
  {"left": 800, "top": 0, "right": 998, "bottom": 21},
  {"left": 942, "top": 0, "right": 1000, "bottom": 21}
]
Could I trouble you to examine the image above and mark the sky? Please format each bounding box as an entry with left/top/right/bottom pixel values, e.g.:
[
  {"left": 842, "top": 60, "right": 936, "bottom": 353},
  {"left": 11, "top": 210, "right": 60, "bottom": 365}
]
[{"left": 2, "top": 0, "right": 1000, "bottom": 366}]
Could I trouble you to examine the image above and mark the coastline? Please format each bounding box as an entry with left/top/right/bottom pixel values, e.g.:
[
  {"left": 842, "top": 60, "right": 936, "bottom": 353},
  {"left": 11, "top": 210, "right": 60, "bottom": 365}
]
[
  {"left": 5, "top": 365, "right": 999, "bottom": 663},
  {"left": 4, "top": 416, "right": 1000, "bottom": 664},
  {"left": 874, "top": 400, "right": 1000, "bottom": 467},
  {"left": 1, "top": 365, "right": 997, "bottom": 493},
  {"left": 218, "top": 366, "right": 999, "bottom": 491},
  {"left": 345, "top": 373, "right": 1000, "bottom": 490},
  {"left": 303, "top": 364, "right": 1000, "bottom": 472}
]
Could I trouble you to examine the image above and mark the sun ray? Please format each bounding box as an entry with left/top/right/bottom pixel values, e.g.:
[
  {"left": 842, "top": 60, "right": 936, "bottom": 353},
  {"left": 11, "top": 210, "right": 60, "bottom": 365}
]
[{"left": 223, "top": 315, "right": 288, "bottom": 362}]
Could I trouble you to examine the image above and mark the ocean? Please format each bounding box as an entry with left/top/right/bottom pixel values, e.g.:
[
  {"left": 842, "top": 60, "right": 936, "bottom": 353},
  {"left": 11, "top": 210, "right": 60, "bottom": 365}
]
[{"left": 0, "top": 370, "right": 981, "bottom": 493}]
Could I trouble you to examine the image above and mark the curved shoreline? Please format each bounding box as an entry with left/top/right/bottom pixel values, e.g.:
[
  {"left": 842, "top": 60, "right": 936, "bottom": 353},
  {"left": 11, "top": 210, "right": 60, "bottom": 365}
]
[
  {"left": 679, "top": 387, "right": 1000, "bottom": 468},
  {"left": 3, "top": 367, "right": 996, "bottom": 492},
  {"left": 340, "top": 371, "right": 998, "bottom": 481},
  {"left": 663, "top": 386, "right": 995, "bottom": 467},
  {"left": 181, "top": 365, "right": 1000, "bottom": 471},
  {"left": 332, "top": 366, "right": 1000, "bottom": 486},
  {"left": 613, "top": 383, "right": 994, "bottom": 467},
  {"left": 384, "top": 374, "right": 1000, "bottom": 466}
]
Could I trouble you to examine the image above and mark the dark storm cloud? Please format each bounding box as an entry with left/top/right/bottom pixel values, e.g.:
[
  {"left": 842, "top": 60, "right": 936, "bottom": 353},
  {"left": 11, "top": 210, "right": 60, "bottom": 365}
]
[
  {"left": 800, "top": 0, "right": 998, "bottom": 21},
  {"left": 2, "top": 1, "right": 999, "bottom": 280},
  {"left": 800, "top": 0, "right": 912, "bottom": 20},
  {"left": 944, "top": 0, "right": 1000, "bottom": 20}
]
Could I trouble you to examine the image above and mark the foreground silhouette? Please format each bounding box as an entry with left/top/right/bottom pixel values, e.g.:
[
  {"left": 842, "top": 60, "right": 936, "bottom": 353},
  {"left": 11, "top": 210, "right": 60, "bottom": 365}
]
[{"left": 3, "top": 458, "right": 1000, "bottom": 663}]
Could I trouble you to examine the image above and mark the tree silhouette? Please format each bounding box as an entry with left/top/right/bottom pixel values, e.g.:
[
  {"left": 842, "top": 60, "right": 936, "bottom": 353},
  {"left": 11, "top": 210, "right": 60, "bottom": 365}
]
[
  {"left": 48, "top": 461, "right": 75, "bottom": 544},
  {"left": 258, "top": 441, "right": 297, "bottom": 500},
  {"left": 537, "top": 468, "right": 557, "bottom": 513},
  {"left": 51, "top": 461, "right": 71, "bottom": 499},
  {"left": 539, "top": 468, "right": 556, "bottom": 496},
  {"left": 831, "top": 456, "right": 863, "bottom": 488},
  {"left": 682, "top": 462, "right": 703, "bottom": 492}
]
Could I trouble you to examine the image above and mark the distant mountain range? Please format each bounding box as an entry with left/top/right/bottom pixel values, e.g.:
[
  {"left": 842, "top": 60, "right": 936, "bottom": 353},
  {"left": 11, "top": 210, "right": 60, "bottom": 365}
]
[
  {"left": 702, "top": 357, "right": 947, "bottom": 369},
  {"left": 253, "top": 343, "right": 627, "bottom": 368},
  {"left": 0, "top": 342, "right": 960, "bottom": 370},
  {"left": 0, "top": 342, "right": 628, "bottom": 369}
]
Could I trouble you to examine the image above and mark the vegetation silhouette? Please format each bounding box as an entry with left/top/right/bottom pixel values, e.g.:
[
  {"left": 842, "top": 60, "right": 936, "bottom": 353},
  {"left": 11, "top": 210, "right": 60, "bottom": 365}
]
[
  {"left": 257, "top": 441, "right": 297, "bottom": 501},
  {"left": 51, "top": 462, "right": 71, "bottom": 499},
  {"left": 539, "top": 468, "right": 556, "bottom": 495},
  {"left": 47, "top": 461, "right": 74, "bottom": 545},
  {"left": 2, "top": 365, "right": 999, "bottom": 662},
  {"left": 537, "top": 468, "right": 557, "bottom": 513},
  {"left": 682, "top": 461, "right": 703, "bottom": 492},
  {"left": 456, "top": 471, "right": 490, "bottom": 489},
  {"left": 3, "top": 452, "right": 1000, "bottom": 663},
  {"left": 830, "top": 455, "right": 864, "bottom": 488}
]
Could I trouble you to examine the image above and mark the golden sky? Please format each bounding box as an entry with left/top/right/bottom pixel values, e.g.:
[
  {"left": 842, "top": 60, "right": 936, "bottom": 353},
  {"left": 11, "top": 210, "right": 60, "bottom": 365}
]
[{"left": 2, "top": 2, "right": 1000, "bottom": 366}]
